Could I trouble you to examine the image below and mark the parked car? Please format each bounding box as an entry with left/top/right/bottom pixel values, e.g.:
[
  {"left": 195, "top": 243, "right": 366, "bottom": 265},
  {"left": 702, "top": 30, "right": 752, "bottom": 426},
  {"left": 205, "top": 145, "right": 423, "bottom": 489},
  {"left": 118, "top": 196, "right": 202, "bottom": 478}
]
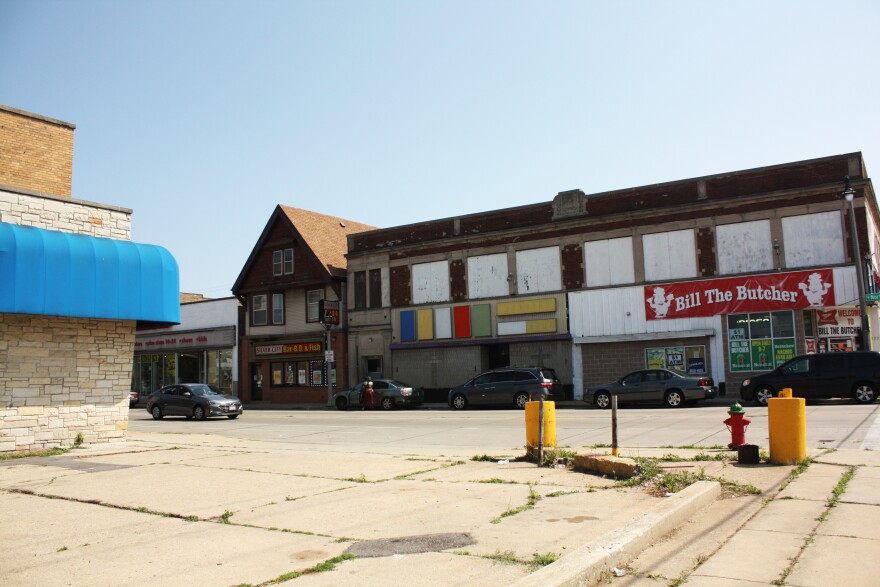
[
  {"left": 448, "top": 367, "right": 562, "bottom": 410},
  {"left": 586, "top": 369, "right": 716, "bottom": 408},
  {"left": 146, "top": 383, "right": 243, "bottom": 420},
  {"left": 129, "top": 390, "right": 139, "bottom": 409},
  {"left": 334, "top": 379, "right": 423, "bottom": 411},
  {"left": 741, "top": 351, "right": 880, "bottom": 406}
]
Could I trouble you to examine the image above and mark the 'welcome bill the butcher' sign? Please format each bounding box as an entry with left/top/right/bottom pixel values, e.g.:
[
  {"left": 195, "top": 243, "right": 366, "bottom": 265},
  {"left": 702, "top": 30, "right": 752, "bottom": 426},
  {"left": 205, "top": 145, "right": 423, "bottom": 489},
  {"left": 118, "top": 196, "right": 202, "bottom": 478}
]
[{"left": 644, "top": 269, "right": 835, "bottom": 320}]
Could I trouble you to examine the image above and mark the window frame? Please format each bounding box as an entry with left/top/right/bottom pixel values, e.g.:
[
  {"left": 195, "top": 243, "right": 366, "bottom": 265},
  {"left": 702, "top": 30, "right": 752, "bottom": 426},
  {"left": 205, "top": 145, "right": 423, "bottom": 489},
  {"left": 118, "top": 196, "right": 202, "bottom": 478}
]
[
  {"left": 252, "top": 294, "right": 268, "bottom": 326},
  {"left": 306, "top": 289, "right": 324, "bottom": 323},
  {"left": 273, "top": 248, "right": 294, "bottom": 276},
  {"left": 272, "top": 292, "right": 285, "bottom": 325}
]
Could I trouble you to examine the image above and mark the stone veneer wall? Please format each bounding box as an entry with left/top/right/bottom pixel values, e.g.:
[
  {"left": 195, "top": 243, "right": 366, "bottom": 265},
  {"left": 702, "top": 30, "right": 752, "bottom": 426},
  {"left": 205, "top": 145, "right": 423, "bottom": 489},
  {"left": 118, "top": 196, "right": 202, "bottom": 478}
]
[
  {"left": 0, "top": 315, "right": 135, "bottom": 451},
  {"left": 0, "top": 188, "right": 135, "bottom": 453}
]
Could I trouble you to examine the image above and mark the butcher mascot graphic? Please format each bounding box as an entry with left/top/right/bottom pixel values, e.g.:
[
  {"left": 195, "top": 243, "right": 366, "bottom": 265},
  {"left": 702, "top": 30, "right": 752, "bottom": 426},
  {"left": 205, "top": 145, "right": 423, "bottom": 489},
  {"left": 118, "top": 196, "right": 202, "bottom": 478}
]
[
  {"left": 798, "top": 273, "right": 831, "bottom": 307},
  {"left": 647, "top": 287, "right": 674, "bottom": 319}
]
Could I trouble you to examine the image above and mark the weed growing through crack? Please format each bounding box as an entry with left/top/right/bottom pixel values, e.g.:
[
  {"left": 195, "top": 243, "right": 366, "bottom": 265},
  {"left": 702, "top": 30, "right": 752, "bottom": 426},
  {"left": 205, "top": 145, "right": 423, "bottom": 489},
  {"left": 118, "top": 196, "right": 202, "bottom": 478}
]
[
  {"left": 344, "top": 474, "right": 369, "bottom": 483},
  {"left": 219, "top": 510, "right": 233, "bottom": 524},
  {"left": 491, "top": 485, "right": 541, "bottom": 523},
  {"left": 530, "top": 552, "right": 559, "bottom": 568},
  {"left": 478, "top": 478, "right": 516, "bottom": 484},
  {"left": 472, "top": 454, "right": 501, "bottom": 462},
  {"left": 73, "top": 432, "right": 84, "bottom": 448},
  {"left": 0, "top": 448, "right": 69, "bottom": 460}
]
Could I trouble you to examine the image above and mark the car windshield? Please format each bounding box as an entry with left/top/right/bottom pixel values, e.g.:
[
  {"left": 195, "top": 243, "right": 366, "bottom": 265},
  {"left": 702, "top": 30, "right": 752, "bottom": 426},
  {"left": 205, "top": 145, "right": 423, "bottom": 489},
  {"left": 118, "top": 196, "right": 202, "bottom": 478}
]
[{"left": 188, "top": 384, "right": 221, "bottom": 397}]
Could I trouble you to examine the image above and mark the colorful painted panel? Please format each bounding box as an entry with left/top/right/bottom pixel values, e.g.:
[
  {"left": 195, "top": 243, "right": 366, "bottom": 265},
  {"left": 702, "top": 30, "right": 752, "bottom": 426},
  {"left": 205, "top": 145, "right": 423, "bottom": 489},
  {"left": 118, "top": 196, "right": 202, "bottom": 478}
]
[
  {"left": 498, "top": 321, "right": 527, "bottom": 336},
  {"left": 417, "top": 309, "right": 434, "bottom": 340},
  {"left": 400, "top": 310, "right": 416, "bottom": 341},
  {"left": 435, "top": 307, "right": 452, "bottom": 339},
  {"left": 497, "top": 298, "right": 556, "bottom": 316},
  {"left": 472, "top": 304, "right": 491, "bottom": 337},
  {"left": 454, "top": 306, "right": 471, "bottom": 338},
  {"left": 525, "top": 319, "right": 557, "bottom": 334}
]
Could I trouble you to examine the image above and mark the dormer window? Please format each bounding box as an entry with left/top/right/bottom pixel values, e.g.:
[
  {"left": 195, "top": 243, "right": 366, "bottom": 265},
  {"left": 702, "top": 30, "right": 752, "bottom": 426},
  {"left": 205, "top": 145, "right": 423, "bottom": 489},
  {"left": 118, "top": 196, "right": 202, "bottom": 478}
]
[{"left": 273, "top": 248, "right": 294, "bottom": 276}]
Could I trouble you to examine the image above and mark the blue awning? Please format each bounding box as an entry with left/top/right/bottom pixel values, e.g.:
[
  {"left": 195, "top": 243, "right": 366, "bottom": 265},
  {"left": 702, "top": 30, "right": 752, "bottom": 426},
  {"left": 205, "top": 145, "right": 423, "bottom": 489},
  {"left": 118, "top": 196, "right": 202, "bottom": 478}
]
[{"left": 0, "top": 223, "right": 180, "bottom": 325}]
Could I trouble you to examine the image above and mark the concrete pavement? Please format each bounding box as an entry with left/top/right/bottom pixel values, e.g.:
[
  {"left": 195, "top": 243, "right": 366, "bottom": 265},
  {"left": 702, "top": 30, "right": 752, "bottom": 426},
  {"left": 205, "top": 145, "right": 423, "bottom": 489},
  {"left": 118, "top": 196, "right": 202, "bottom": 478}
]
[{"left": 1, "top": 426, "right": 878, "bottom": 586}]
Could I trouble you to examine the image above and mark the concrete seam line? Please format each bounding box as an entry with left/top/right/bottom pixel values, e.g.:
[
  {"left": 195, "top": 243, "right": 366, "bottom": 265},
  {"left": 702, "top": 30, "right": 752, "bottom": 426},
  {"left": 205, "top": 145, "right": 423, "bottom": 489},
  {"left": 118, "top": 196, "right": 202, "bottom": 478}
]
[{"left": 511, "top": 481, "right": 721, "bottom": 587}]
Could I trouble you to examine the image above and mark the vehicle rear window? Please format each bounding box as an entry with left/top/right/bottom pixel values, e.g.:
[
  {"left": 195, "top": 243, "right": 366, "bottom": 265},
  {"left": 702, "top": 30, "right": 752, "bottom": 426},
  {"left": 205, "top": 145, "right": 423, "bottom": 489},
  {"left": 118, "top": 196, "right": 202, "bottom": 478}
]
[{"left": 540, "top": 369, "right": 560, "bottom": 382}]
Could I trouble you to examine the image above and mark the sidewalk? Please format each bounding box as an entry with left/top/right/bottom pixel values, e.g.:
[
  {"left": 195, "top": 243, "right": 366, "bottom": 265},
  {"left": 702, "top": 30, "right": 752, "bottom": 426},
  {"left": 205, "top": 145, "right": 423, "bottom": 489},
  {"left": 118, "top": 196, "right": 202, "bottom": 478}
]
[
  {"left": 2, "top": 432, "right": 873, "bottom": 586},
  {"left": 683, "top": 448, "right": 880, "bottom": 587}
]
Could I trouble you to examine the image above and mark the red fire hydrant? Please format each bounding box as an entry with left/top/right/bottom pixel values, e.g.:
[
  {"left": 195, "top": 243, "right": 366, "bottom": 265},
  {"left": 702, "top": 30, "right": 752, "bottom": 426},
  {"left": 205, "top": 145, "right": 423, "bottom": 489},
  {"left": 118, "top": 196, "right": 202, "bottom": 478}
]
[{"left": 724, "top": 403, "right": 751, "bottom": 449}]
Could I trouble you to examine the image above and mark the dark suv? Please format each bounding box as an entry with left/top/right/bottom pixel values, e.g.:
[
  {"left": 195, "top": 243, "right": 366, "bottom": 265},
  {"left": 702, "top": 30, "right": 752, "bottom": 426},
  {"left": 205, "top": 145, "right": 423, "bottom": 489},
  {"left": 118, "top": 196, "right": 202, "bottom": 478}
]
[
  {"left": 740, "top": 351, "right": 880, "bottom": 406},
  {"left": 448, "top": 367, "right": 562, "bottom": 410}
]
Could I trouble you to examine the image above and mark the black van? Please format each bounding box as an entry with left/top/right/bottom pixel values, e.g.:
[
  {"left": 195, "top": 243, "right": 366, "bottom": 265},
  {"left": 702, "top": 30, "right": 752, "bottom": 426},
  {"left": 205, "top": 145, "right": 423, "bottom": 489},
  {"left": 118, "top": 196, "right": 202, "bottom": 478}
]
[{"left": 740, "top": 351, "right": 880, "bottom": 406}]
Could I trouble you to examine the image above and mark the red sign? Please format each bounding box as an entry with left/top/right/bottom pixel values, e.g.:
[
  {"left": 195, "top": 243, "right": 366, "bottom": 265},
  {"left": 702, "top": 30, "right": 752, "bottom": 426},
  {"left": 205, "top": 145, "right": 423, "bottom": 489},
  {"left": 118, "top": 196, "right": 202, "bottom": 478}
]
[
  {"left": 644, "top": 269, "right": 835, "bottom": 320},
  {"left": 255, "top": 342, "right": 323, "bottom": 356}
]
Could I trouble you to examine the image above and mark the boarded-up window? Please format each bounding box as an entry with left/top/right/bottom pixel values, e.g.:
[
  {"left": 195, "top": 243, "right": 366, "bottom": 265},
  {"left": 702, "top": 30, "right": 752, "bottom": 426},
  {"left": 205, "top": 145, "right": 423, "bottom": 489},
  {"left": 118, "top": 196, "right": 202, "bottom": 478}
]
[
  {"left": 467, "top": 253, "right": 508, "bottom": 299},
  {"left": 716, "top": 220, "right": 773, "bottom": 275},
  {"left": 369, "top": 269, "right": 382, "bottom": 309},
  {"left": 354, "top": 271, "right": 367, "bottom": 310},
  {"left": 643, "top": 230, "right": 696, "bottom": 281},
  {"left": 584, "top": 237, "right": 634, "bottom": 287},
  {"left": 515, "top": 247, "right": 561, "bottom": 294},
  {"left": 412, "top": 260, "right": 450, "bottom": 304},
  {"left": 782, "top": 212, "right": 844, "bottom": 268}
]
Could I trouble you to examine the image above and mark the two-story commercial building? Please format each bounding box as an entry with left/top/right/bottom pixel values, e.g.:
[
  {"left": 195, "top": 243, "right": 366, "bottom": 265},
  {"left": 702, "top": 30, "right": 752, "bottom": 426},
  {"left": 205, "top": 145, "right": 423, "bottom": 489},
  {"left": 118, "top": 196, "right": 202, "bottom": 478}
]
[
  {"left": 345, "top": 153, "right": 877, "bottom": 401},
  {"left": 233, "top": 205, "right": 375, "bottom": 404}
]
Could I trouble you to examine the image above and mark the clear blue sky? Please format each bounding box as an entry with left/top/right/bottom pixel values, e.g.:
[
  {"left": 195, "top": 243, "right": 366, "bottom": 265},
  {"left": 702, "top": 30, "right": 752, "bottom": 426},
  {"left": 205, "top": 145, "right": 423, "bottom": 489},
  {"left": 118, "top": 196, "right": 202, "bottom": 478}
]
[{"left": 2, "top": 1, "right": 879, "bottom": 297}]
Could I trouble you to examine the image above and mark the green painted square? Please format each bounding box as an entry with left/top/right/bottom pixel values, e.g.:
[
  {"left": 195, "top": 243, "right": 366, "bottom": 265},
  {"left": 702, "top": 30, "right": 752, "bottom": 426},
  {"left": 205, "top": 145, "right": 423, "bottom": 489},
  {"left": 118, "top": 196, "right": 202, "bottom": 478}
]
[{"left": 472, "top": 304, "right": 491, "bottom": 337}]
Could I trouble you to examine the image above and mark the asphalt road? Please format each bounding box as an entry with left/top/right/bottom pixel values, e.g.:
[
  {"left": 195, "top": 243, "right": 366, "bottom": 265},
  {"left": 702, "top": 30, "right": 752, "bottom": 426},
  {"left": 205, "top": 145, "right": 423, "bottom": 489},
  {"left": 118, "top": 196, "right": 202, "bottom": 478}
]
[{"left": 128, "top": 400, "right": 880, "bottom": 454}]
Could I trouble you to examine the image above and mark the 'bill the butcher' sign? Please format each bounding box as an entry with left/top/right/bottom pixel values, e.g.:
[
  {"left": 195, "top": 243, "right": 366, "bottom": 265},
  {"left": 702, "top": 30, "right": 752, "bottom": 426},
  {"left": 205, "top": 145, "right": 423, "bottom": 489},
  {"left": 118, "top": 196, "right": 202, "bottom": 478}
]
[{"left": 645, "top": 269, "right": 834, "bottom": 320}]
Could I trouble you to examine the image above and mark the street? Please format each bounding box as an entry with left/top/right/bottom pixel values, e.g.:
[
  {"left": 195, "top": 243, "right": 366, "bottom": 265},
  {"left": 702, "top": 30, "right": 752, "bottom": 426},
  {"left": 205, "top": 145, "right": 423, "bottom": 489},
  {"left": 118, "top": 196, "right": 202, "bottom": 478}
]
[{"left": 128, "top": 400, "right": 880, "bottom": 454}]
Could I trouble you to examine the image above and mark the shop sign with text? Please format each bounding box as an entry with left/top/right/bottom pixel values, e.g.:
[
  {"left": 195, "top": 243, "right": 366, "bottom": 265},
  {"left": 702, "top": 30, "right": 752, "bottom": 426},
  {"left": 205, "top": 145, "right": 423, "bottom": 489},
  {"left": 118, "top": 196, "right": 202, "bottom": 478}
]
[
  {"left": 645, "top": 269, "right": 834, "bottom": 320},
  {"left": 255, "top": 341, "right": 323, "bottom": 356},
  {"left": 816, "top": 307, "right": 862, "bottom": 337}
]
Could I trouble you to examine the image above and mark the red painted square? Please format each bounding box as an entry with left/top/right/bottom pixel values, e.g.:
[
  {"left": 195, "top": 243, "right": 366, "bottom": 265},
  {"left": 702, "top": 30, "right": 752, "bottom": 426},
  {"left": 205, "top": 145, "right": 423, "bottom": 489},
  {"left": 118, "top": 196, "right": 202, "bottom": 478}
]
[{"left": 453, "top": 306, "right": 471, "bottom": 338}]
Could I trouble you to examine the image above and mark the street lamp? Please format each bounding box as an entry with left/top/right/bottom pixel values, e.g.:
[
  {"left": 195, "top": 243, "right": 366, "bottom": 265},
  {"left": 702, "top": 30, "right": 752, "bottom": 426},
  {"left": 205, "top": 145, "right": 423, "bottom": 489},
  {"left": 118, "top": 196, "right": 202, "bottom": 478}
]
[{"left": 844, "top": 176, "right": 871, "bottom": 350}]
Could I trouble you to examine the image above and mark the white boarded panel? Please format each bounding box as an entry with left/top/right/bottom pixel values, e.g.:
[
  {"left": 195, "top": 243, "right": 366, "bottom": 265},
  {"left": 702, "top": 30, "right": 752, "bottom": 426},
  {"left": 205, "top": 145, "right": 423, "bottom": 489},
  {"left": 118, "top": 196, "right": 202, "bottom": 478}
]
[
  {"left": 585, "top": 237, "right": 634, "bottom": 287},
  {"left": 498, "top": 321, "right": 527, "bottom": 335},
  {"left": 435, "top": 307, "right": 452, "bottom": 339},
  {"left": 783, "top": 211, "right": 845, "bottom": 268},
  {"left": 716, "top": 220, "right": 773, "bottom": 275},
  {"left": 568, "top": 287, "right": 719, "bottom": 337},
  {"left": 516, "top": 246, "right": 561, "bottom": 294},
  {"left": 467, "top": 253, "right": 508, "bottom": 299},
  {"left": 643, "top": 229, "right": 696, "bottom": 281},
  {"left": 412, "top": 260, "right": 450, "bottom": 304},
  {"left": 833, "top": 266, "right": 858, "bottom": 306}
]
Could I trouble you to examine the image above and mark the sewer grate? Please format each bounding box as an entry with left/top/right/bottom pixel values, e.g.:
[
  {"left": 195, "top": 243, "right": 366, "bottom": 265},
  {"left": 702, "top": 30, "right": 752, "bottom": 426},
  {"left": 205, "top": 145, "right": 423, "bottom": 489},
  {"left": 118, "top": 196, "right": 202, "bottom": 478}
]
[{"left": 344, "top": 532, "right": 476, "bottom": 558}]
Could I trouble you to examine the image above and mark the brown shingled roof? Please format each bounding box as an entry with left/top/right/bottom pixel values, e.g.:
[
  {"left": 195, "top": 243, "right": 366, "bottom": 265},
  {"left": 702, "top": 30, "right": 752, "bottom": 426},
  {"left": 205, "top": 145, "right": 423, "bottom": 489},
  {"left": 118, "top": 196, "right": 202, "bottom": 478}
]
[{"left": 279, "top": 206, "right": 377, "bottom": 276}]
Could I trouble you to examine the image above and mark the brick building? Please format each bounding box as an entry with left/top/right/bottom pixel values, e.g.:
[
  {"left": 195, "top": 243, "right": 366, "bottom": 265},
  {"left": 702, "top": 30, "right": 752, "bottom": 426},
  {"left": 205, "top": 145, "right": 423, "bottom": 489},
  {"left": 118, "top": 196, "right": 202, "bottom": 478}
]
[
  {"left": 0, "top": 105, "right": 179, "bottom": 453},
  {"left": 233, "top": 206, "right": 375, "bottom": 404},
  {"left": 345, "top": 153, "right": 877, "bottom": 401}
]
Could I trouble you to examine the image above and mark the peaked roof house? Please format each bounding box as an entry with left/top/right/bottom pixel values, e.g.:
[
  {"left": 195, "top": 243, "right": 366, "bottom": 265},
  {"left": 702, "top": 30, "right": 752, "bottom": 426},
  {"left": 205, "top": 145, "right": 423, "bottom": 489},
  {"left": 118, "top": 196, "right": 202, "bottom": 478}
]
[{"left": 232, "top": 205, "right": 376, "bottom": 404}]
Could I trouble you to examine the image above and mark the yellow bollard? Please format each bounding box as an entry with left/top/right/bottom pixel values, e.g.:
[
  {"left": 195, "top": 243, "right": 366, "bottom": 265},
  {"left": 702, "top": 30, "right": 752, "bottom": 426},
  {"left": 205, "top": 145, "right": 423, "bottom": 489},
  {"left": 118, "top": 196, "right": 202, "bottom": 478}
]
[
  {"left": 525, "top": 401, "right": 556, "bottom": 449},
  {"left": 768, "top": 387, "right": 806, "bottom": 465}
]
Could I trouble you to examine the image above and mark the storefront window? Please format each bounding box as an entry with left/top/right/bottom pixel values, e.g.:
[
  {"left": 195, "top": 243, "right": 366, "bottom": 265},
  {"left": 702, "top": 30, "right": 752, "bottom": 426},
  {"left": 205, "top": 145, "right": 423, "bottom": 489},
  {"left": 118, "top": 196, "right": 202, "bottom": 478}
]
[
  {"left": 645, "top": 346, "right": 706, "bottom": 374},
  {"left": 728, "top": 311, "right": 795, "bottom": 372},
  {"left": 270, "top": 360, "right": 312, "bottom": 387}
]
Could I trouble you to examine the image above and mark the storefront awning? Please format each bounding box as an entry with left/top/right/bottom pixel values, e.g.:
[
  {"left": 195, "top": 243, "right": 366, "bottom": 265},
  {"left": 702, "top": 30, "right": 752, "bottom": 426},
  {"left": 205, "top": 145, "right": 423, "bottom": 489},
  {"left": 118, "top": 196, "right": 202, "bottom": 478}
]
[{"left": 0, "top": 223, "right": 180, "bottom": 325}]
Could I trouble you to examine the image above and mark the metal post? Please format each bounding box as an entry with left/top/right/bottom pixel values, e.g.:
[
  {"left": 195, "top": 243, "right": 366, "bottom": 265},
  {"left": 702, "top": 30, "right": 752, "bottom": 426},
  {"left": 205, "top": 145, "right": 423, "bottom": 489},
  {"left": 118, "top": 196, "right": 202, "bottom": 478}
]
[
  {"left": 537, "top": 397, "right": 544, "bottom": 467},
  {"left": 325, "top": 324, "right": 333, "bottom": 407},
  {"left": 611, "top": 394, "right": 619, "bottom": 457},
  {"left": 845, "top": 176, "right": 871, "bottom": 350}
]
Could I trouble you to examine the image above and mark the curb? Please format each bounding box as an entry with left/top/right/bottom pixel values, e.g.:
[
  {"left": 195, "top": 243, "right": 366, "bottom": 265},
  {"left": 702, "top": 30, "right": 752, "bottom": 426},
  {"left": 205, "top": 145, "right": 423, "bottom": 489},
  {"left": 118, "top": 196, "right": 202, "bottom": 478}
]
[{"left": 512, "top": 480, "right": 721, "bottom": 587}]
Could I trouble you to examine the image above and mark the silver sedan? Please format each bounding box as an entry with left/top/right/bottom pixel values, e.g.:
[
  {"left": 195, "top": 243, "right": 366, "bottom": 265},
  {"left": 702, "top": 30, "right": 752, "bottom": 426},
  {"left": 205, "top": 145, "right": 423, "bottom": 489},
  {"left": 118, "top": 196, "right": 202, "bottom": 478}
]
[{"left": 586, "top": 369, "right": 716, "bottom": 408}]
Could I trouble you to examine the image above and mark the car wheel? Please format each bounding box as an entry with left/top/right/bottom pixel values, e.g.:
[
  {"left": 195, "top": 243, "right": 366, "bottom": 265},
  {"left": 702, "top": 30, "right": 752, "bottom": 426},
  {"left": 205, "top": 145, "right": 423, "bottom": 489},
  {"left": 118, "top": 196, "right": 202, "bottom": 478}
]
[
  {"left": 754, "top": 386, "right": 774, "bottom": 407},
  {"left": 381, "top": 397, "right": 394, "bottom": 411},
  {"left": 335, "top": 396, "right": 348, "bottom": 411},
  {"left": 193, "top": 405, "right": 206, "bottom": 421},
  {"left": 853, "top": 382, "right": 878, "bottom": 404},
  {"left": 451, "top": 393, "right": 468, "bottom": 410},
  {"left": 151, "top": 405, "right": 163, "bottom": 420},
  {"left": 664, "top": 390, "right": 684, "bottom": 408},
  {"left": 594, "top": 391, "right": 611, "bottom": 409},
  {"left": 513, "top": 392, "right": 529, "bottom": 409},
  {"left": 227, "top": 415, "right": 238, "bottom": 419}
]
